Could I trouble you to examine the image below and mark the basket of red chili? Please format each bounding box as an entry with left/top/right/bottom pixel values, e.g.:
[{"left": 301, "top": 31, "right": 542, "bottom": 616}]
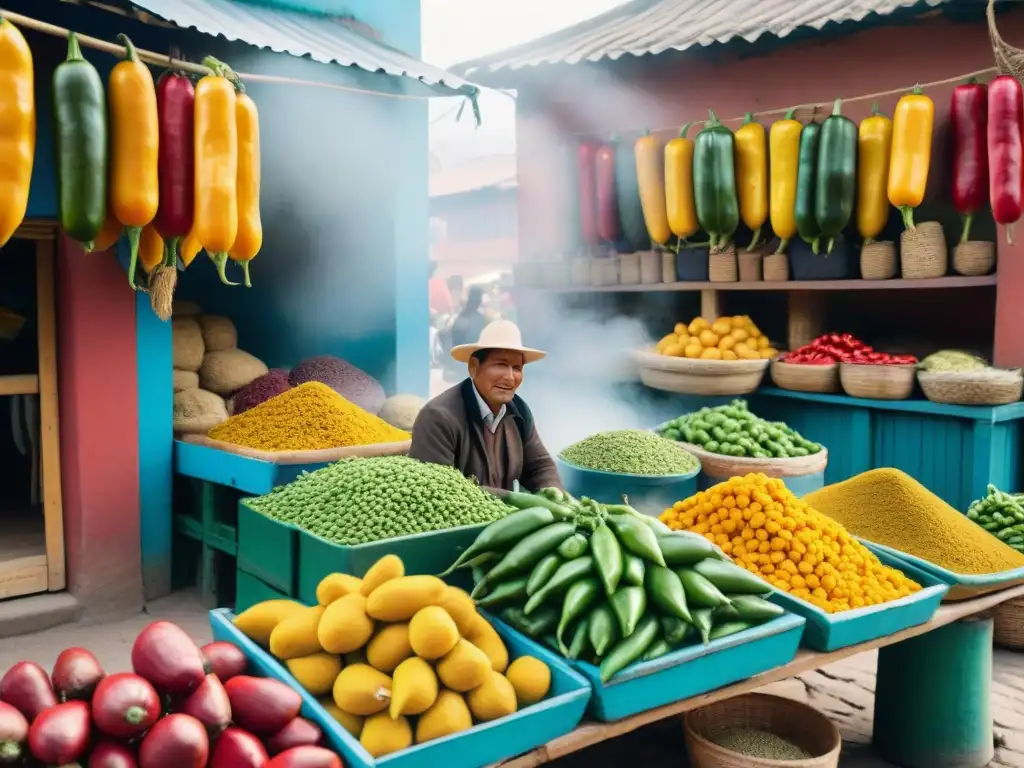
[
  {"left": 771, "top": 341, "right": 841, "bottom": 394},
  {"left": 773, "top": 334, "right": 918, "bottom": 399},
  {"left": 841, "top": 357, "right": 918, "bottom": 400}
]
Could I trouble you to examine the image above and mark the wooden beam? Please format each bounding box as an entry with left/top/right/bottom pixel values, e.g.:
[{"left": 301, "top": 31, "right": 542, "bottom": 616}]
[
  {"left": 0, "top": 375, "right": 39, "bottom": 396},
  {"left": 528, "top": 275, "right": 998, "bottom": 294}
]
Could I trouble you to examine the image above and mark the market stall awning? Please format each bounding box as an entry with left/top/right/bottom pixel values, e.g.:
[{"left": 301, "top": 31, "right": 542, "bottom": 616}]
[
  {"left": 452, "top": 0, "right": 953, "bottom": 81},
  {"left": 128, "top": 0, "right": 479, "bottom": 98}
]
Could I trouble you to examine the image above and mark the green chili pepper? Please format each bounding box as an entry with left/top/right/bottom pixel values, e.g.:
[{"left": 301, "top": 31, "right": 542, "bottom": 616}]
[
  {"left": 538, "top": 487, "right": 566, "bottom": 503},
  {"left": 645, "top": 565, "right": 692, "bottom": 623},
  {"left": 692, "top": 558, "right": 771, "bottom": 595},
  {"left": 677, "top": 567, "right": 732, "bottom": 608},
  {"left": 470, "top": 567, "right": 488, "bottom": 597},
  {"left": 526, "top": 553, "right": 563, "bottom": 596},
  {"left": 692, "top": 608, "right": 713, "bottom": 645},
  {"left": 439, "top": 507, "right": 557, "bottom": 576},
  {"left": 591, "top": 523, "right": 624, "bottom": 595},
  {"left": 588, "top": 602, "right": 619, "bottom": 657},
  {"left": 557, "top": 578, "right": 602, "bottom": 655},
  {"left": 693, "top": 109, "right": 740, "bottom": 249},
  {"left": 795, "top": 120, "right": 822, "bottom": 253},
  {"left": 599, "top": 614, "right": 659, "bottom": 683},
  {"left": 659, "top": 614, "right": 694, "bottom": 645},
  {"left": 622, "top": 553, "right": 646, "bottom": 587},
  {"left": 557, "top": 532, "right": 590, "bottom": 560},
  {"left": 709, "top": 620, "right": 755, "bottom": 641},
  {"left": 504, "top": 491, "right": 575, "bottom": 519},
  {"left": 641, "top": 635, "right": 674, "bottom": 663},
  {"left": 609, "top": 585, "right": 647, "bottom": 636},
  {"left": 475, "top": 577, "right": 529, "bottom": 609},
  {"left": 500, "top": 605, "right": 559, "bottom": 638},
  {"left": 567, "top": 615, "right": 591, "bottom": 660},
  {"left": 524, "top": 556, "right": 594, "bottom": 615},
  {"left": 724, "top": 595, "right": 785, "bottom": 622},
  {"left": 607, "top": 514, "right": 666, "bottom": 566},
  {"left": 658, "top": 533, "right": 721, "bottom": 566},
  {"left": 483, "top": 521, "right": 576, "bottom": 585}
]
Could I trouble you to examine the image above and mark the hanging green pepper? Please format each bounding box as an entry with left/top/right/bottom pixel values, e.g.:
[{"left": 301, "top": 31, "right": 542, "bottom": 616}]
[
  {"left": 567, "top": 615, "right": 591, "bottom": 660},
  {"left": 815, "top": 98, "right": 857, "bottom": 254},
  {"left": 440, "top": 507, "right": 558, "bottom": 576},
  {"left": 599, "top": 615, "right": 659, "bottom": 683},
  {"left": 677, "top": 568, "right": 732, "bottom": 608},
  {"left": 590, "top": 523, "right": 624, "bottom": 595},
  {"left": 557, "top": 578, "right": 602, "bottom": 655},
  {"left": 607, "top": 514, "right": 666, "bottom": 566},
  {"left": 692, "top": 608, "right": 714, "bottom": 645},
  {"left": 645, "top": 565, "right": 692, "bottom": 623},
  {"left": 500, "top": 605, "right": 559, "bottom": 638},
  {"left": 794, "top": 120, "right": 822, "bottom": 253},
  {"left": 475, "top": 577, "right": 528, "bottom": 610},
  {"left": 622, "top": 553, "right": 646, "bottom": 587},
  {"left": 557, "top": 533, "right": 589, "bottom": 560},
  {"left": 525, "top": 553, "right": 562, "bottom": 596},
  {"left": 609, "top": 586, "right": 647, "bottom": 636},
  {"left": 588, "top": 602, "right": 619, "bottom": 657},
  {"left": 659, "top": 615, "right": 694, "bottom": 646},
  {"left": 524, "top": 557, "right": 594, "bottom": 615},
  {"left": 482, "top": 521, "right": 576, "bottom": 585},
  {"left": 693, "top": 559, "right": 771, "bottom": 595},
  {"left": 709, "top": 620, "right": 755, "bottom": 641},
  {"left": 692, "top": 109, "right": 740, "bottom": 250}
]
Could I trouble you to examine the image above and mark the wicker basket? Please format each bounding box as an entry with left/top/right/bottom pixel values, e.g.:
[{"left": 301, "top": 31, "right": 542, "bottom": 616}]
[
  {"left": 763, "top": 252, "right": 790, "bottom": 282},
  {"left": 840, "top": 362, "right": 916, "bottom": 400},
  {"left": 953, "top": 241, "right": 996, "bottom": 276},
  {"left": 860, "top": 241, "right": 897, "bottom": 280},
  {"left": 662, "top": 251, "right": 677, "bottom": 283},
  {"left": 994, "top": 596, "right": 1024, "bottom": 650},
  {"left": 770, "top": 359, "right": 841, "bottom": 394},
  {"left": 709, "top": 247, "right": 738, "bottom": 282},
  {"left": 684, "top": 693, "right": 841, "bottom": 768},
  {"left": 679, "top": 441, "right": 828, "bottom": 479},
  {"left": 738, "top": 250, "right": 763, "bottom": 281},
  {"left": 640, "top": 251, "right": 661, "bottom": 284},
  {"left": 633, "top": 349, "right": 769, "bottom": 395},
  {"left": 619, "top": 252, "right": 641, "bottom": 285},
  {"left": 900, "top": 221, "right": 948, "bottom": 279},
  {"left": 918, "top": 369, "right": 1023, "bottom": 406}
]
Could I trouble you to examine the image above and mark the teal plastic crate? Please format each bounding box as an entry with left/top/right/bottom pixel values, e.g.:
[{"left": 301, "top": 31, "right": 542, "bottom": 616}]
[
  {"left": 297, "top": 524, "right": 489, "bottom": 605},
  {"left": 237, "top": 502, "right": 298, "bottom": 595},
  {"left": 563, "top": 613, "right": 805, "bottom": 722},
  {"left": 235, "top": 568, "right": 289, "bottom": 612},
  {"left": 175, "top": 439, "right": 330, "bottom": 495},
  {"left": 209, "top": 609, "right": 591, "bottom": 768},
  {"left": 555, "top": 457, "right": 699, "bottom": 517},
  {"left": 769, "top": 547, "right": 948, "bottom": 652}
]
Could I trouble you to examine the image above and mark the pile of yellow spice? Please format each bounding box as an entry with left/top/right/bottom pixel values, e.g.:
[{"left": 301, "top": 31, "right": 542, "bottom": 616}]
[
  {"left": 208, "top": 382, "right": 410, "bottom": 451},
  {"left": 660, "top": 473, "right": 921, "bottom": 614}
]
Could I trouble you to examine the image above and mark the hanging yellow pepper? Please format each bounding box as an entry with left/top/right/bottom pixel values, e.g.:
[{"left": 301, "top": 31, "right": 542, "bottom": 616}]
[
  {"left": 634, "top": 129, "right": 671, "bottom": 246},
  {"left": 734, "top": 112, "right": 768, "bottom": 251},
  {"left": 664, "top": 123, "right": 699, "bottom": 241},
  {"left": 88, "top": 208, "right": 123, "bottom": 253},
  {"left": 180, "top": 227, "right": 203, "bottom": 268},
  {"left": 194, "top": 57, "right": 238, "bottom": 284},
  {"left": 138, "top": 222, "right": 164, "bottom": 275},
  {"left": 887, "top": 86, "right": 934, "bottom": 231},
  {"left": 228, "top": 89, "right": 262, "bottom": 288},
  {"left": 0, "top": 17, "right": 34, "bottom": 248},
  {"left": 769, "top": 108, "right": 802, "bottom": 254},
  {"left": 857, "top": 102, "right": 893, "bottom": 243}
]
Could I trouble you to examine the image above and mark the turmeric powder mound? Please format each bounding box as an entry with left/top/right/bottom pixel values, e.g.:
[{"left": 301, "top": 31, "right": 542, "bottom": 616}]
[
  {"left": 208, "top": 382, "right": 410, "bottom": 451},
  {"left": 805, "top": 468, "right": 1024, "bottom": 575}
]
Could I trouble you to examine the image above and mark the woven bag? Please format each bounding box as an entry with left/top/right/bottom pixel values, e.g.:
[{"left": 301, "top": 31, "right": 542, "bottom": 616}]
[
  {"left": 709, "top": 246, "right": 738, "bottom": 282},
  {"left": 763, "top": 252, "right": 789, "bottom": 281},
  {"left": 860, "top": 241, "right": 897, "bottom": 279},
  {"left": 953, "top": 241, "right": 996, "bottom": 276},
  {"left": 900, "top": 221, "right": 947, "bottom": 278}
]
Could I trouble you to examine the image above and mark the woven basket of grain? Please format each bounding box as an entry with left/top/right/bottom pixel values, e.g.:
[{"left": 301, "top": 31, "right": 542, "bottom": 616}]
[
  {"left": 677, "top": 441, "right": 828, "bottom": 479},
  {"left": 762, "top": 252, "right": 789, "bottom": 282},
  {"left": 684, "top": 693, "right": 841, "bottom": 768},
  {"left": 770, "top": 359, "right": 840, "bottom": 394},
  {"left": 918, "top": 368, "right": 1023, "bottom": 406},
  {"left": 840, "top": 362, "right": 916, "bottom": 400},
  {"left": 860, "top": 241, "right": 897, "bottom": 280},
  {"left": 994, "top": 596, "right": 1024, "bottom": 650},
  {"left": 633, "top": 349, "right": 768, "bottom": 396},
  {"left": 709, "top": 246, "right": 738, "bottom": 282},
  {"left": 952, "top": 241, "right": 996, "bottom": 276},
  {"left": 900, "top": 221, "right": 947, "bottom": 279}
]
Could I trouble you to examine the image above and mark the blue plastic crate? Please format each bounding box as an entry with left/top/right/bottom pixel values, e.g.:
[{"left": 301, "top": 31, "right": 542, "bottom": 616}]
[
  {"left": 566, "top": 613, "right": 805, "bottom": 722},
  {"left": 862, "top": 540, "right": 1024, "bottom": 602},
  {"left": 209, "top": 609, "right": 590, "bottom": 768},
  {"left": 175, "top": 439, "right": 330, "bottom": 496},
  {"left": 556, "top": 457, "right": 700, "bottom": 517},
  {"left": 769, "top": 548, "right": 949, "bottom": 652}
]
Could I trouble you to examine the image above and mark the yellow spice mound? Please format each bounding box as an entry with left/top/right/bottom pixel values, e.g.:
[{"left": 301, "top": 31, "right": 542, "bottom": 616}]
[
  {"left": 209, "top": 382, "right": 410, "bottom": 451},
  {"left": 805, "top": 468, "right": 1024, "bottom": 575},
  {"left": 660, "top": 473, "right": 921, "bottom": 614}
]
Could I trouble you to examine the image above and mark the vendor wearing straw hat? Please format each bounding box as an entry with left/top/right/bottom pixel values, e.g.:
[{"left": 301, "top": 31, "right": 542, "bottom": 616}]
[{"left": 410, "top": 320, "right": 563, "bottom": 493}]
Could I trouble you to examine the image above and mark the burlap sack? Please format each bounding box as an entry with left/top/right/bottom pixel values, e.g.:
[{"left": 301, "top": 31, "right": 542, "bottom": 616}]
[
  {"left": 199, "top": 349, "right": 269, "bottom": 395},
  {"left": 198, "top": 315, "right": 238, "bottom": 352},
  {"left": 173, "top": 388, "right": 229, "bottom": 434},
  {"left": 173, "top": 369, "right": 199, "bottom": 392},
  {"left": 172, "top": 299, "right": 201, "bottom": 317},
  {"left": 379, "top": 394, "right": 426, "bottom": 432},
  {"left": 172, "top": 318, "right": 204, "bottom": 372}
]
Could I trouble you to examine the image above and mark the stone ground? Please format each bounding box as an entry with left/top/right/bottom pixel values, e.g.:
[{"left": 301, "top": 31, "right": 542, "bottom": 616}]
[{"left": 1, "top": 591, "right": 1021, "bottom": 767}]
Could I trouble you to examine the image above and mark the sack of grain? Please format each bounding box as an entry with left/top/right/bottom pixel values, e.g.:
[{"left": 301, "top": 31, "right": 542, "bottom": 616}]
[
  {"left": 379, "top": 394, "right": 426, "bottom": 431},
  {"left": 198, "top": 314, "right": 238, "bottom": 352},
  {"left": 200, "top": 349, "right": 269, "bottom": 395},
  {"left": 173, "top": 388, "right": 229, "bottom": 434},
  {"left": 289, "top": 355, "right": 386, "bottom": 414},
  {"left": 172, "top": 317, "right": 204, "bottom": 372},
  {"left": 232, "top": 369, "right": 292, "bottom": 415},
  {"left": 172, "top": 299, "right": 201, "bottom": 317},
  {"left": 173, "top": 369, "right": 199, "bottom": 392}
]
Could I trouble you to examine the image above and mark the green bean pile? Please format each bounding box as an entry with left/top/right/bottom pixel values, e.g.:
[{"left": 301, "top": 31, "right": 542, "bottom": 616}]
[
  {"left": 248, "top": 455, "right": 511, "bottom": 545},
  {"left": 559, "top": 430, "right": 699, "bottom": 476},
  {"left": 967, "top": 484, "right": 1024, "bottom": 553},
  {"left": 658, "top": 400, "right": 821, "bottom": 458}
]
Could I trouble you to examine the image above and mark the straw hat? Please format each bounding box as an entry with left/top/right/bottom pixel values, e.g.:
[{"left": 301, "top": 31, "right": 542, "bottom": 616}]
[{"left": 450, "top": 320, "right": 547, "bottom": 364}]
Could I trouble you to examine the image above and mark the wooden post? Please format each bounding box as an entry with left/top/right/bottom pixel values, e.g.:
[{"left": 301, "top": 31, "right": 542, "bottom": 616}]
[
  {"left": 787, "top": 291, "right": 825, "bottom": 351},
  {"left": 700, "top": 289, "right": 721, "bottom": 322}
]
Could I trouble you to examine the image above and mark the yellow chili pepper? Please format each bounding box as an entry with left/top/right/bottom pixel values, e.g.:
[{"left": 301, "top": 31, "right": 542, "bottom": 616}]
[
  {"left": 769, "top": 108, "right": 802, "bottom": 254},
  {"left": 180, "top": 227, "right": 203, "bottom": 268},
  {"left": 0, "top": 18, "right": 34, "bottom": 249},
  {"left": 664, "top": 123, "right": 699, "bottom": 241},
  {"left": 194, "top": 57, "right": 238, "bottom": 284},
  {"left": 634, "top": 130, "right": 671, "bottom": 246},
  {"left": 138, "top": 222, "right": 164, "bottom": 275},
  {"left": 109, "top": 35, "right": 159, "bottom": 287},
  {"left": 734, "top": 113, "right": 768, "bottom": 251},
  {"left": 229, "top": 91, "right": 262, "bottom": 288},
  {"left": 856, "top": 102, "right": 893, "bottom": 243},
  {"left": 887, "top": 86, "right": 934, "bottom": 231},
  {"left": 88, "top": 208, "right": 123, "bottom": 253}
]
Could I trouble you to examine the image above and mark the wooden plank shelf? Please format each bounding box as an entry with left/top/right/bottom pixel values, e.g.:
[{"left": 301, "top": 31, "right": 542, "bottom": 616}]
[
  {"left": 525, "top": 275, "right": 997, "bottom": 294},
  {"left": 0, "top": 374, "right": 39, "bottom": 396}
]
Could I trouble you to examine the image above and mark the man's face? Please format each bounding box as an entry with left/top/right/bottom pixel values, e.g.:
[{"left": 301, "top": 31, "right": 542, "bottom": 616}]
[{"left": 470, "top": 350, "right": 525, "bottom": 408}]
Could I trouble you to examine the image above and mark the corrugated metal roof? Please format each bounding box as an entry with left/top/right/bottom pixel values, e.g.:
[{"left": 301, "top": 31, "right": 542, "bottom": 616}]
[
  {"left": 453, "top": 0, "right": 950, "bottom": 78},
  {"left": 130, "top": 0, "right": 478, "bottom": 96}
]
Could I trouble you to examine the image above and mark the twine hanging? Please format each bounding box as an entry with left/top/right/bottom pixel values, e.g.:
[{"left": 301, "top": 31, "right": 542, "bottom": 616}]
[{"left": 988, "top": 0, "right": 1024, "bottom": 79}]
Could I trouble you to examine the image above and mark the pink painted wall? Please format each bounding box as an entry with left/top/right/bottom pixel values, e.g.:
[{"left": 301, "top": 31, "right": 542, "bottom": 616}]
[
  {"left": 513, "top": 9, "right": 1024, "bottom": 364},
  {"left": 57, "top": 236, "right": 143, "bottom": 617}
]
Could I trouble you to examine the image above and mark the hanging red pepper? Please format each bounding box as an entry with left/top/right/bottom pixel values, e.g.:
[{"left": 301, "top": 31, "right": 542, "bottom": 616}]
[
  {"left": 577, "top": 141, "right": 600, "bottom": 247},
  {"left": 988, "top": 74, "right": 1024, "bottom": 243},
  {"left": 154, "top": 71, "right": 195, "bottom": 254},
  {"left": 594, "top": 141, "right": 621, "bottom": 243},
  {"left": 950, "top": 78, "right": 988, "bottom": 244}
]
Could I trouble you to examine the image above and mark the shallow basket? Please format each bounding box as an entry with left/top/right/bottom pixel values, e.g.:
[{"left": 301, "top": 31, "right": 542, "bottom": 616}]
[
  {"left": 917, "top": 369, "right": 1023, "bottom": 406},
  {"left": 839, "top": 362, "right": 915, "bottom": 400},
  {"left": 900, "top": 221, "right": 948, "bottom": 279},
  {"left": 860, "top": 241, "right": 897, "bottom": 280},
  {"left": 633, "top": 349, "right": 769, "bottom": 396},
  {"left": 684, "top": 693, "right": 841, "bottom": 768},
  {"left": 994, "top": 596, "right": 1024, "bottom": 650},
  {"left": 952, "top": 241, "right": 996, "bottom": 276},
  {"left": 770, "top": 359, "right": 840, "bottom": 394}
]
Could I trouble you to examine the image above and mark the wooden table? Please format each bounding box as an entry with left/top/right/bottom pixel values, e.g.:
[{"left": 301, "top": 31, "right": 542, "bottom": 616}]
[{"left": 492, "top": 584, "right": 1024, "bottom": 767}]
